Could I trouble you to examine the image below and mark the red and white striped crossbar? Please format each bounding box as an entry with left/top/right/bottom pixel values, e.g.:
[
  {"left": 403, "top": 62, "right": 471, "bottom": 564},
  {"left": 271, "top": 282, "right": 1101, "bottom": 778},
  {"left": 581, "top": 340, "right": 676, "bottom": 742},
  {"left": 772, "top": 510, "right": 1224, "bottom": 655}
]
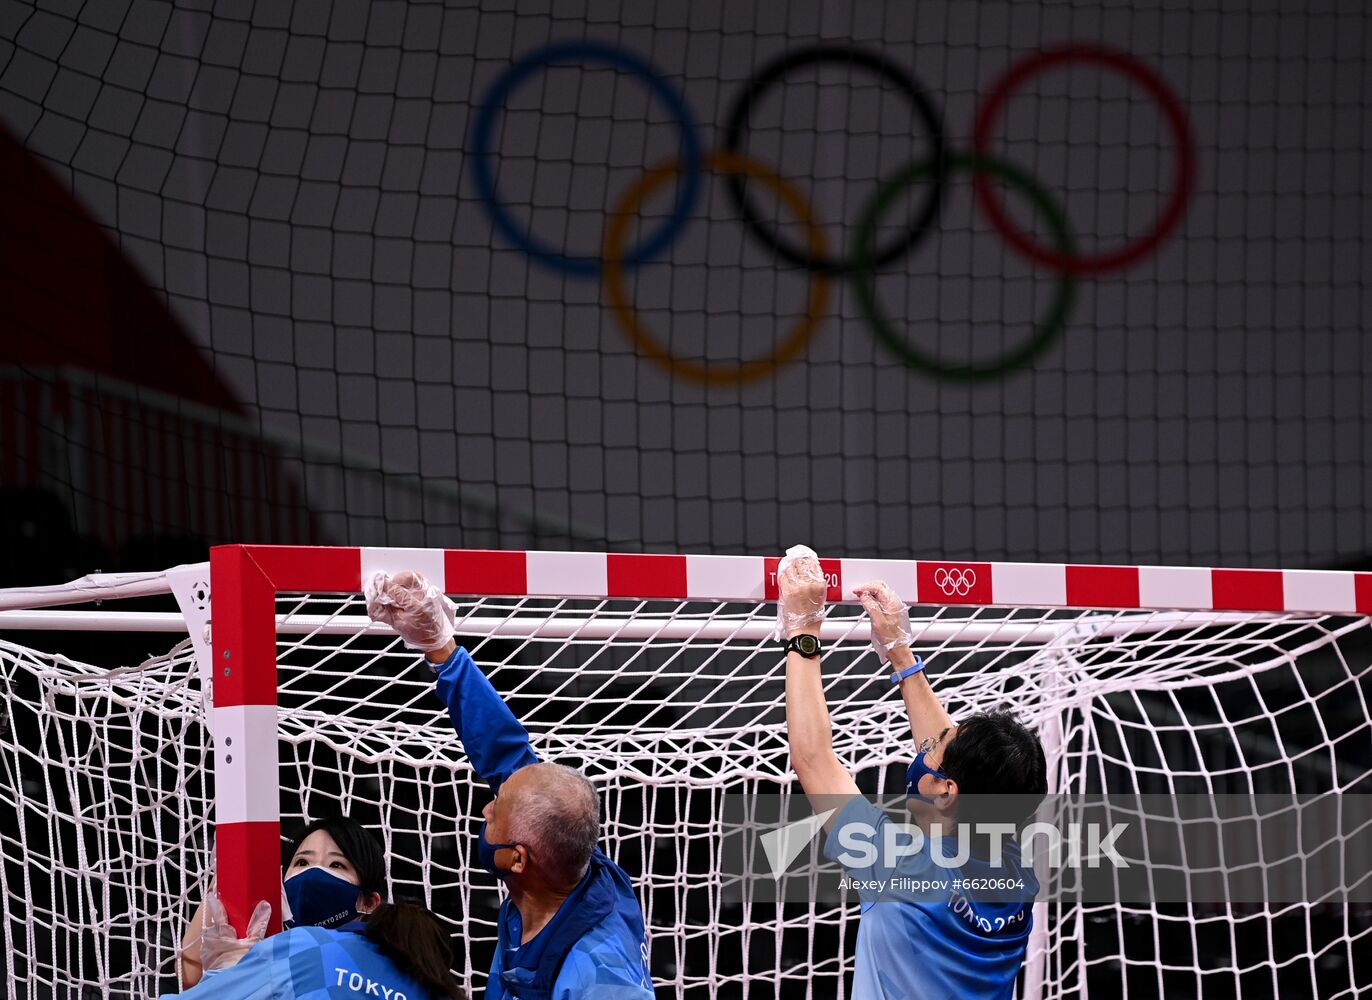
[{"left": 208, "top": 544, "right": 1372, "bottom": 932}]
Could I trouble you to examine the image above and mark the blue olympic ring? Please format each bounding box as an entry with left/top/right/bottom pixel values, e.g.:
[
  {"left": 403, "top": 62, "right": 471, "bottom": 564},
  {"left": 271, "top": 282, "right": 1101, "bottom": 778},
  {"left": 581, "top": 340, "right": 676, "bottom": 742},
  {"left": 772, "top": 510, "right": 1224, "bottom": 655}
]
[{"left": 468, "top": 40, "right": 703, "bottom": 279}]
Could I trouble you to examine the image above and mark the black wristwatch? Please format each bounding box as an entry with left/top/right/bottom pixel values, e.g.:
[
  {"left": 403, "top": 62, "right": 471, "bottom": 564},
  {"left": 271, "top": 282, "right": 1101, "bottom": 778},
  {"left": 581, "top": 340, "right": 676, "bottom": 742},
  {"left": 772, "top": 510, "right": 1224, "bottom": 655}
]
[{"left": 781, "top": 633, "right": 822, "bottom": 659}]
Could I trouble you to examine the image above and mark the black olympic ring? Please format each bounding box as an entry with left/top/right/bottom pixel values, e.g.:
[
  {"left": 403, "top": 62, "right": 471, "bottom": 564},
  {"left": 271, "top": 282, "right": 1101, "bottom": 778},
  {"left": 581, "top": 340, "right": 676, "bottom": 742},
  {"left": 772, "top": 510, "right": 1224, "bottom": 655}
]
[{"left": 721, "top": 45, "right": 948, "bottom": 276}]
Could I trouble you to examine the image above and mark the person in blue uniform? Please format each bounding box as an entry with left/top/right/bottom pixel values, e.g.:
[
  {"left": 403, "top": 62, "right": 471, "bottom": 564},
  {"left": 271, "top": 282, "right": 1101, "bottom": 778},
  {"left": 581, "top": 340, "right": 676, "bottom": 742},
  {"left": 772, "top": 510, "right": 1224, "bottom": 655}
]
[
  {"left": 169, "top": 817, "right": 465, "bottom": 999},
  {"left": 777, "top": 547, "right": 1047, "bottom": 1000},
  {"left": 169, "top": 899, "right": 462, "bottom": 999},
  {"left": 366, "top": 571, "right": 654, "bottom": 1000}
]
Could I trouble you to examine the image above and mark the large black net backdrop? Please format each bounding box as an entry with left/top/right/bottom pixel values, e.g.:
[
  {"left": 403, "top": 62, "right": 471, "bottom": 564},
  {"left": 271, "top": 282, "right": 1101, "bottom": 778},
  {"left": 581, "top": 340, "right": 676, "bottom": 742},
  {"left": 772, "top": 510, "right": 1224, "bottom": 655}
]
[{"left": 1, "top": 1, "right": 1368, "bottom": 574}]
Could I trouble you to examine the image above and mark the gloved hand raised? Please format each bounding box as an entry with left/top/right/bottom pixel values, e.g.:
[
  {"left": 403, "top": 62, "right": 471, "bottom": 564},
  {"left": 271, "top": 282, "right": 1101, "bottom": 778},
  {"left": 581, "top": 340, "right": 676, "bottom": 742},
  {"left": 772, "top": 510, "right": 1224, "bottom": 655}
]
[
  {"left": 199, "top": 893, "right": 271, "bottom": 972},
  {"left": 364, "top": 570, "right": 457, "bottom": 652},
  {"left": 775, "top": 544, "right": 827, "bottom": 640},
  {"left": 853, "top": 579, "right": 914, "bottom": 663}
]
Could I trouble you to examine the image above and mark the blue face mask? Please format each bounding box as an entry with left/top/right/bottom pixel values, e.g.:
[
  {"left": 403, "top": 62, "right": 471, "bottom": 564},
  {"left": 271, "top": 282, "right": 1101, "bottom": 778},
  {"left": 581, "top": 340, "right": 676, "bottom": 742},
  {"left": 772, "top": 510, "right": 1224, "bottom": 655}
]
[
  {"left": 283, "top": 867, "right": 364, "bottom": 929},
  {"left": 477, "top": 822, "right": 520, "bottom": 880},
  {"left": 906, "top": 750, "right": 951, "bottom": 804}
]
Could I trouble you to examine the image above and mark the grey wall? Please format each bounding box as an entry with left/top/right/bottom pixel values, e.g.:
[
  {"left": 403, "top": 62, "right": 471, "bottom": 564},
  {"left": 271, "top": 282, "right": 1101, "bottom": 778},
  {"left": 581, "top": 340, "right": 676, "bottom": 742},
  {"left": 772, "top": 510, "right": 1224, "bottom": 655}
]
[{"left": 2, "top": 0, "right": 1369, "bottom": 567}]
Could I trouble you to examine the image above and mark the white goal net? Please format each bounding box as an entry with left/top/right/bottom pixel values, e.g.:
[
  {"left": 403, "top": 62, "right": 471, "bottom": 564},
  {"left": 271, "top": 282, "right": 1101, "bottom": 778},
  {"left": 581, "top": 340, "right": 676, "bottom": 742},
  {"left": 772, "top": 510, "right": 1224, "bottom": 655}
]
[{"left": 0, "top": 549, "right": 1369, "bottom": 999}]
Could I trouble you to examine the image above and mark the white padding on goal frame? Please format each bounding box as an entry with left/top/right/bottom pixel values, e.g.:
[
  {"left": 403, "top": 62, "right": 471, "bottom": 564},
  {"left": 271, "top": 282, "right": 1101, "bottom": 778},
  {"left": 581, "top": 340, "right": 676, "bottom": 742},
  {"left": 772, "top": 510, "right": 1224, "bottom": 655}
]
[{"left": 212, "top": 704, "right": 280, "bottom": 825}]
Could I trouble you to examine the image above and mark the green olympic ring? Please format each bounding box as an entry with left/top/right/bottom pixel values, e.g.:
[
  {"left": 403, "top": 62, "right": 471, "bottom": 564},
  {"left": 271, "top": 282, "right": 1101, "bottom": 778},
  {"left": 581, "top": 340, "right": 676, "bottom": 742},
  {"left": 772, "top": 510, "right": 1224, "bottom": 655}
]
[{"left": 852, "top": 152, "right": 1079, "bottom": 382}]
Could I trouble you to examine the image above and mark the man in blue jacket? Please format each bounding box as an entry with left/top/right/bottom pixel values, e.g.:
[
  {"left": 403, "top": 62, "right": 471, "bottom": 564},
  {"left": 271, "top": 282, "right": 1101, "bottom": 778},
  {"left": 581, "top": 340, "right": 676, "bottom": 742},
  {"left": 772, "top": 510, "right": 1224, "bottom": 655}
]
[{"left": 367, "top": 571, "right": 654, "bottom": 1000}]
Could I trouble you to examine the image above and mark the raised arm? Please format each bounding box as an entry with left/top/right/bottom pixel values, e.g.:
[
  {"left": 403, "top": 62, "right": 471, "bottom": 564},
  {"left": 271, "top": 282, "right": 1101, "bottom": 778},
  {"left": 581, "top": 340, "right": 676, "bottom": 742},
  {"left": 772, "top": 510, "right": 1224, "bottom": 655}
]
[
  {"left": 779, "top": 548, "right": 860, "bottom": 828},
  {"left": 366, "top": 570, "right": 537, "bottom": 793},
  {"left": 427, "top": 639, "right": 538, "bottom": 791},
  {"left": 853, "top": 580, "right": 955, "bottom": 748}
]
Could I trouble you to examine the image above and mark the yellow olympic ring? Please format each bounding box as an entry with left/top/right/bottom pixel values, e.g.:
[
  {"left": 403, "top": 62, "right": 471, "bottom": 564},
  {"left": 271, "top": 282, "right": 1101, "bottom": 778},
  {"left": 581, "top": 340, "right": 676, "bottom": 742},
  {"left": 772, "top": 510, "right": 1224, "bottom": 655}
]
[{"left": 602, "top": 151, "right": 833, "bottom": 386}]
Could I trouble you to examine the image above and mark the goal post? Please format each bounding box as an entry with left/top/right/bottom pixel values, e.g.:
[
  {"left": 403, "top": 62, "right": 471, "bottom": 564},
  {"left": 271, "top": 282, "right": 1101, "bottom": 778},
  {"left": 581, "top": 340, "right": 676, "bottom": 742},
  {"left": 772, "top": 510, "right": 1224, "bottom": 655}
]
[
  {"left": 201, "top": 545, "right": 1372, "bottom": 930},
  {"left": 0, "top": 545, "right": 1369, "bottom": 999}
]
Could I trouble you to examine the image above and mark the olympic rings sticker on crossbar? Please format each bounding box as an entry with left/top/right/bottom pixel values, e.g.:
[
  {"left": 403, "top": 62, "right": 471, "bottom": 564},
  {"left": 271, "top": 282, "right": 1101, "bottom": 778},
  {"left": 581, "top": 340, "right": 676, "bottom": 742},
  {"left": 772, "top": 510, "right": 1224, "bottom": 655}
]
[
  {"left": 469, "top": 40, "right": 1195, "bottom": 382},
  {"left": 933, "top": 567, "right": 977, "bottom": 596}
]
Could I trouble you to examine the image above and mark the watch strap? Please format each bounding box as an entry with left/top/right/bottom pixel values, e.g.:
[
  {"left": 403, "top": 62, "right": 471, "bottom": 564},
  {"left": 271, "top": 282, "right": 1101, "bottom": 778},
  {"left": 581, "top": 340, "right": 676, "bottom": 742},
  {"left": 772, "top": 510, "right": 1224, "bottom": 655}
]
[{"left": 781, "top": 634, "right": 822, "bottom": 658}]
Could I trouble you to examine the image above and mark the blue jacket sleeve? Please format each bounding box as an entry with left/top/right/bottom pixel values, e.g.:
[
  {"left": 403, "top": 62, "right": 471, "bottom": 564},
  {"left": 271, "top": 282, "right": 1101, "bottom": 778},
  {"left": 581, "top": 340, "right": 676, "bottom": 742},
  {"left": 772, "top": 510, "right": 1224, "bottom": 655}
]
[{"left": 433, "top": 646, "right": 539, "bottom": 792}]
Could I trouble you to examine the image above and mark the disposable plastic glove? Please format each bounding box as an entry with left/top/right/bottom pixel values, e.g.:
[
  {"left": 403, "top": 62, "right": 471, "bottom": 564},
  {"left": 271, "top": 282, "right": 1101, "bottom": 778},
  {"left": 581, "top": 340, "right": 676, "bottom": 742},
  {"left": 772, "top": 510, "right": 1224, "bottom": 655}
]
[
  {"left": 853, "top": 579, "right": 914, "bottom": 663},
  {"left": 364, "top": 569, "right": 457, "bottom": 652},
  {"left": 199, "top": 893, "right": 271, "bottom": 972},
  {"left": 775, "top": 544, "right": 827, "bottom": 640}
]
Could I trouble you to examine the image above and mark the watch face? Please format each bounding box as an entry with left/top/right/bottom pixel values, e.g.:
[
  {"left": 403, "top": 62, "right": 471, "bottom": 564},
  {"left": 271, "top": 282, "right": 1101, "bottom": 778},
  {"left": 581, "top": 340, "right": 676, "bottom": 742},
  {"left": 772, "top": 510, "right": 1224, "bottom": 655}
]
[{"left": 795, "top": 634, "right": 820, "bottom": 656}]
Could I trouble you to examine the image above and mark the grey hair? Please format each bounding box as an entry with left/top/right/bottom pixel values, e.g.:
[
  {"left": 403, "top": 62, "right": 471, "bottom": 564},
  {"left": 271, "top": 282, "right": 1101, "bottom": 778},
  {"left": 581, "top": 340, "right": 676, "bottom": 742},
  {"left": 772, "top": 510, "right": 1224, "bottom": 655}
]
[{"left": 508, "top": 763, "right": 599, "bottom": 886}]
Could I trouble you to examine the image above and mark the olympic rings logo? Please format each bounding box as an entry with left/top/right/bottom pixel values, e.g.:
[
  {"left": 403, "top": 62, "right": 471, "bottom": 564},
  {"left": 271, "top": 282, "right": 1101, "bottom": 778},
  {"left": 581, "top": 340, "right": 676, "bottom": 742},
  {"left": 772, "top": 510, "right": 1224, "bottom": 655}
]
[
  {"left": 470, "top": 41, "right": 1196, "bottom": 384},
  {"left": 933, "top": 567, "right": 977, "bottom": 597}
]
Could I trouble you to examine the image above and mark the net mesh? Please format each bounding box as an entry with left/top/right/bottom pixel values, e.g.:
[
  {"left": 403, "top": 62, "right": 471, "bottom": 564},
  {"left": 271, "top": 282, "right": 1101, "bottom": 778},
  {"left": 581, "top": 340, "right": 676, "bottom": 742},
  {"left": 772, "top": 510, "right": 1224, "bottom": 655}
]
[
  {"left": 2, "top": 2, "right": 1370, "bottom": 570},
  {"left": 1, "top": 590, "right": 1369, "bottom": 999}
]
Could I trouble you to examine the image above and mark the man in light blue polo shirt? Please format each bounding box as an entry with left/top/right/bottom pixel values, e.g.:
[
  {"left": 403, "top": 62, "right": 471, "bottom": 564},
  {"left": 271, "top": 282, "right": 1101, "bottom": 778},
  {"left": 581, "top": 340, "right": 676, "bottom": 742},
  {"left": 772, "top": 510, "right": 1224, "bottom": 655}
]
[{"left": 777, "top": 547, "right": 1047, "bottom": 1000}]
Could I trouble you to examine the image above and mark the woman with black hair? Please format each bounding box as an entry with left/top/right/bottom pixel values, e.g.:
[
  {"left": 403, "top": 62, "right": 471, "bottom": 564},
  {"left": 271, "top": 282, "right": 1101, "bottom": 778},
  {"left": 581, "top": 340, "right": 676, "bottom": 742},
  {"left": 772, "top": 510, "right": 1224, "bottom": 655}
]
[{"left": 172, "top": 816, "right": 465, "bottom": 999}]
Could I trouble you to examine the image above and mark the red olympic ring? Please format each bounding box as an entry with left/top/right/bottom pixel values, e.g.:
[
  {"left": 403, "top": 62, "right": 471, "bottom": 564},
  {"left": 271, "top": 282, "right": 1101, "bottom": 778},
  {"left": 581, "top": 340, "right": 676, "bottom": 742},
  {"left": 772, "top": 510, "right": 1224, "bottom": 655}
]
[{"left": 972, "top": 44, "right": 1197, "bottom": 277}]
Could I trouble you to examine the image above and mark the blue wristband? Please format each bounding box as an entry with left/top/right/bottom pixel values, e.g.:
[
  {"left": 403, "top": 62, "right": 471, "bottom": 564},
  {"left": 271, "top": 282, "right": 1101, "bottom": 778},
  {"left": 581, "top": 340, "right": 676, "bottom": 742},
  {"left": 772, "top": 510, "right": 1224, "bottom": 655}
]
[{"left": 889, "top": 656, "right": 925, "bottom": 683}]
